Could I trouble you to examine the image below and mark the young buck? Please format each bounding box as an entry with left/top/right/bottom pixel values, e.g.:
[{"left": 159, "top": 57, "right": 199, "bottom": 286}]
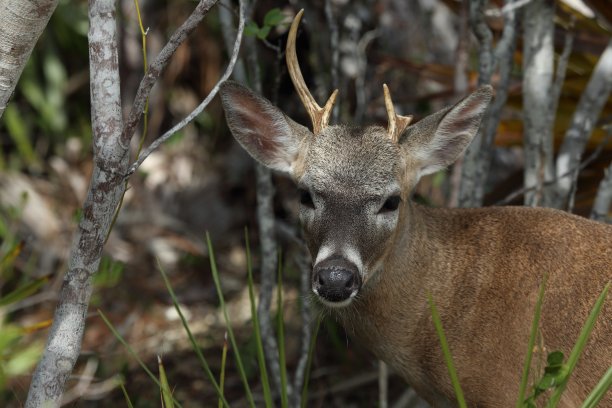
[{"left": 220, "top": 10, "right": 611, "bottom": 407}]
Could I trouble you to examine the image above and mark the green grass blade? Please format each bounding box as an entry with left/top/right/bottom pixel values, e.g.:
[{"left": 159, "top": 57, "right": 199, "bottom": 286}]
[
  {"left": 207, "top": 232, "right": 256, "bottom": 408},
  {"left": 428, "top": 294, "right": 467, "bottom": 408},
  {"left": 218, "top": 333, "right": 228, "bottom": 408},
  {"left": 0, "top": 276, "right": 48, "bottom": 306},
  {"left": 516, "top": 275, "right": 548, "bottom": 407},
  {"left": 277, "top": 253, "right": 289, "bottom": 408},
  {"left": 301, "top": 318, "right": 322, "bottom": 408},
  {"left": 119, "top": 382, "right": 134, "bottom": 408},
  {"left": 157, "top": 260, "right": 230, "bottom": 408},
  {"left": 547, "top": 282, "right": 610, "bottom": 407},
  {"left": 158, "top": 355, "right": 174, "bottom": 408},
  {"left": 245, "top": 228, "right": 273, "bottom": 407},
  {"left": 98, "top": 310, "right": 183, "bottom": 408},
  {"left": 580, "top": 366, "right": 612, "bottom": 408}
]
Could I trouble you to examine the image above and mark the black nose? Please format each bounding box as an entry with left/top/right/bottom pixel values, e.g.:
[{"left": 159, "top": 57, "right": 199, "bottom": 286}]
[{"left": 313, "top": 257, "right": 361, "bottom": 303}]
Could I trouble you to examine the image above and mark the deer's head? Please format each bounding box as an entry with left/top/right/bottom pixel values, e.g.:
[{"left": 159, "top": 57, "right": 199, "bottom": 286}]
[{"left": 220, "top": 10, "right": 492, "bottom": 308}]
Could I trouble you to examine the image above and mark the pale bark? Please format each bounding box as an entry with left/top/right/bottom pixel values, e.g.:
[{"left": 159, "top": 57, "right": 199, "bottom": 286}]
[
  {"left": 0, "top": 0, "right": 59, "bottom": 119},
  {"left": 591, "top": 161, "right": 612, "bottom": 223},
  {"left": 552, "top": 38, "right": 612, "bottom": 209},
  {"left": 26, "top": 1, "right": 125, "bottom": 405},
  {"left": 522, "top": 0, "right": 555, "bottom": 207}
]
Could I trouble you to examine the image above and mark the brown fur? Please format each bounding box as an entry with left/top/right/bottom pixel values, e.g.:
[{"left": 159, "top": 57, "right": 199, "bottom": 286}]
[
  {"left": 219, "top": 81, "right": 612, "bottom": 407},
  {"left": 336, "top": 204, "right": 611, "bottom": 407}
]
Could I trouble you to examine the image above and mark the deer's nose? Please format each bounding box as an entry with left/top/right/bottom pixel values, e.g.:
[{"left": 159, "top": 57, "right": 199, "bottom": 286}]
[{"left": 313, "top": 257, "right": 361, "bottom": 304}]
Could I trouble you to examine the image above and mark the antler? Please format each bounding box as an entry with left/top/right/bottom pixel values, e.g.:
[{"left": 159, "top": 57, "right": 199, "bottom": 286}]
[
  {"left": 383, "top": 84, "right": 412, "bottom": 143},
  {"left": 286, "top": 9, "right": 338, "bottom": 135}
]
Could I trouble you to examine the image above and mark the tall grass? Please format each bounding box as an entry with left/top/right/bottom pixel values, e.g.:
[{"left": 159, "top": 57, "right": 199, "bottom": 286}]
[{"left": 101, "top": 232, "right": 319, "bottom": 407}]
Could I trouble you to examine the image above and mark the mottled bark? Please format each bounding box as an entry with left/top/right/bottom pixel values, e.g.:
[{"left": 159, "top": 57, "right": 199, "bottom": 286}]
[
  {"left": 0, "top": 0, "right": 59, "bottom": 119},
  {"left": 522, "top": 0, "right": 555, "bottom": 207},
  {"left": 26, "top": 1, "right": 126, "bottom": 405}
]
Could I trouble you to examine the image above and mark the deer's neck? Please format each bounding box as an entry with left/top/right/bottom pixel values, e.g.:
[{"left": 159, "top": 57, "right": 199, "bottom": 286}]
[{"left": 330, "top": 202, "right": 463, "bottom": 397}]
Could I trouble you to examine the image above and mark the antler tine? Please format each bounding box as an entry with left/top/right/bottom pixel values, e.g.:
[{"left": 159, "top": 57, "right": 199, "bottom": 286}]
[
  {"left": 286, "top": 9, "right": 338, "bottom": 135},
  {"left": 383, "top": 84, "right": 413, "bottom": 144}
]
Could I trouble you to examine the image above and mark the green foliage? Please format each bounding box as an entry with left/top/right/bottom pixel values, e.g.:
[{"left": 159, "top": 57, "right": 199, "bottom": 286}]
[
  {"left": 0, "top": 323, "right": 43, "bottom": 392},
  {"left": 99, "top": 309, "right": 185, "bottom": 408},
  {"left": 517, "top": 276, "right": 548, "bottom": 407},
  {"left": 0, "top": 203, "right": 45, "bottom": 397},
  {"left": 94, "top": 256, "right": 124, "bottom": 288},
  {"left": 245, "top": 8, "right": 285, "bottom": 40},
  {"left": 158, "top": 356, "right": 175, "bottom": 408},
  {"left": 524, "top": 352, "right": 567, "bottom": 407}
]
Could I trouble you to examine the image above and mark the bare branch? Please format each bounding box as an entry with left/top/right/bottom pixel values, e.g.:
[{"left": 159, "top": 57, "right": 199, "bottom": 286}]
[
  {"left": 0, "top": 0, "right": 59, "bottom": 119},
  {"left": 552, "top": 38, "right": 612, "bottom": 209},
  {"left": 469, "top": 0, "right": 494, "bottom": 86},
  {"left": 549, "top": 20, "right": 575, "bottom": 122},
  {"left": 324, "top": 0, "right": 340, "bottom": 124},
  {"left": 495, "top": 132, "right": 610, "bottom": 206},
  {"left": 126, "top": 0, "right": 245, "bottom": 177},
  {"left": 120, "top": 0, "right": 220, "bottom": 148},
  {"left": 458, "top": 0, "right": 517, "bottom": 208},
  {"left": 26, "top": 1, "right": 125, "bottom": 405}
]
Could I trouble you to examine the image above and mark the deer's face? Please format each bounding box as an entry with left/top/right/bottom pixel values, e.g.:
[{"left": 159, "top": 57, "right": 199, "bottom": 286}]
[
  {"left": 295, "top": 125, "right": 405, "bottom": 306},
  {"left": 220, "top": 10, "right": 490, "bottom": 308},
  {"left": 220, "top": 80, "right": 491, "bottom": 308}
]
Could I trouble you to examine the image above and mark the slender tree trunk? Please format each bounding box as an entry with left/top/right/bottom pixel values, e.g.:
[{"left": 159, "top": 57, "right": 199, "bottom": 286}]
[
  {"left": 552, "top": 38, "right": 612, "bottom": 209},
  {"left": 0, "top": 0, "right": 59, "bottom": 119},
  {"left": 522, "top": 0, "right": 555, "bottom": 207},
  {"left": 26, "top": 0, "right": 126, "bottom": 406}
]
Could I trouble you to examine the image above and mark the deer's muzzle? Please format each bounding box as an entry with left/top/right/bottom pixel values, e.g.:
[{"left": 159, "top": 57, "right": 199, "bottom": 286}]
[{"left": 313, "top": 256, "right": 361, "bottom": 306}]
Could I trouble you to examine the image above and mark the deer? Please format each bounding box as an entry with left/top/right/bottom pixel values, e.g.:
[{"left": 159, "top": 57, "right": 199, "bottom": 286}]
[{"left": 219, "top": 10, "right": 612, "bottom": 408}]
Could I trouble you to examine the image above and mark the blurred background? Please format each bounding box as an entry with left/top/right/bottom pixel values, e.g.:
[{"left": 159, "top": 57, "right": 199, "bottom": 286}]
[{"left": 1, "top": 0, "right": 611, "bottom": 406}]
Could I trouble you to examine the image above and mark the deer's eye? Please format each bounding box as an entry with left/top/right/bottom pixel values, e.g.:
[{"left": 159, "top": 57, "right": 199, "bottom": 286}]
[
  {"left": 299, "top": 189, "right": 315, "bottom": 209},
  {"left": 380, "top": 195, "right": 401, "bottom": 213}
]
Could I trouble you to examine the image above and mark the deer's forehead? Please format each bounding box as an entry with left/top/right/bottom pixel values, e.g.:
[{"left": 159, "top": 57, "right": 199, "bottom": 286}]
[{"left": 298, "top": 125, "right": 401, "bottom": 195}]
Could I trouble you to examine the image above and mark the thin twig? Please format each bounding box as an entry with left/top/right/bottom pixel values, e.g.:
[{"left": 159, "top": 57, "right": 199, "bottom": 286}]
[
  {"left": 549, "top": 19, "right": 575, "bottom": 122},
  {"left": 469, "top": 0, "right": 493, "bottom": 86},
  {"left": 324, "top": 0, "right": 340, "bottom": 124},
  {"left": 125, "top": 0, "right": 245, "bottom": 177},
  {"left": 495, "top": 132, "right": 611, "bottom": 206},
  {"left": 121, "top": 0, "right": 220, "bottom": 149}
]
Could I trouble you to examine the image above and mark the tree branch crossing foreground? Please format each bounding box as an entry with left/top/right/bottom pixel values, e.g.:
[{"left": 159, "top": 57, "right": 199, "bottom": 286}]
[{"left": 26, "top": 0, "right": 245, "bottom": 405}]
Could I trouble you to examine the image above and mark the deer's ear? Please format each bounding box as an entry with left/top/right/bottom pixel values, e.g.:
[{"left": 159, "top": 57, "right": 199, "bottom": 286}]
[
  {"left": 401, "top": 86, "right": 492, "bottom": 178},
  {"left": 220, "top": 81, "right": 311, "bottom": 175}
]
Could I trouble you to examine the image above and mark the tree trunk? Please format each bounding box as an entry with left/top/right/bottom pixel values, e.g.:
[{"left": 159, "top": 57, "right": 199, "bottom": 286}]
[
  {"left": 0, "top": 0, "right": 59, "bottom": 119},
  {"left": 552, "top": 38, "right": 612, "bottom": 210},
  {"left": 26, "top": 0, "right": 126, "bottom": 405},
  {"left": 522, "top": 0, "right": 555, "bottom": 207}
]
